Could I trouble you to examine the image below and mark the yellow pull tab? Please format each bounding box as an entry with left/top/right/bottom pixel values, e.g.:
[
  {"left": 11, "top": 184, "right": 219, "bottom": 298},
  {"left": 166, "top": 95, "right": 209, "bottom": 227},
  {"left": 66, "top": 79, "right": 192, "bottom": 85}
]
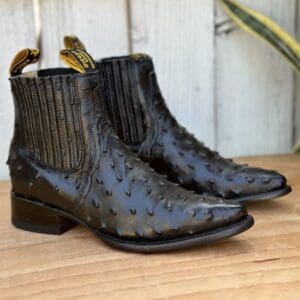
[
  {"left": 130, "top": 53, "right": 150, "bottom": 60},
  {"left": 64, "top": 35, "right": 86, "bottom": 51},
  {"left": 60, "top": 48, "right": 96, "bottom": 73},
  {"left": 9, "top": 48, "right": 40, "bottom": 76}
]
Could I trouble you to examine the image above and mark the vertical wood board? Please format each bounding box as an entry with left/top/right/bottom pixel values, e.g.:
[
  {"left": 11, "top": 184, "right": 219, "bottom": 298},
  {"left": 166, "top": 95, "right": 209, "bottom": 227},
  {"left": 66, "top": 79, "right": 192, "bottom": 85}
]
[
  {"left": 39, "top": 0, "right": 129, "bottom": 68},
  {"left": 293, "top": 0, "right": 300, "bottom": 146},
  {"left": 130, "top": 0, "right": 216, "bottom": 148},
  {"left": 0, "top": 0, "right": 36, "bottom": 180},
  {"left": 215, "top": 0, "right": 296, "bottom": 157}
]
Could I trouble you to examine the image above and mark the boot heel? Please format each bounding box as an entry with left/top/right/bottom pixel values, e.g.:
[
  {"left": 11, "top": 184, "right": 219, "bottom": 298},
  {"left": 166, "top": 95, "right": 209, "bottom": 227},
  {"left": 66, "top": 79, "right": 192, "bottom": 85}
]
[{"left": 11, "top": 192, "right": 77, "bottom": 235}]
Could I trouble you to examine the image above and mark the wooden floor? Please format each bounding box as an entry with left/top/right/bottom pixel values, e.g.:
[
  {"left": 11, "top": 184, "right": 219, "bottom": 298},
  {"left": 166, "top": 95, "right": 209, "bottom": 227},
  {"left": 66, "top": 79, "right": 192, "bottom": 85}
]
[{"left": 1, "top": 155, "right": 300, "bottom": 300}]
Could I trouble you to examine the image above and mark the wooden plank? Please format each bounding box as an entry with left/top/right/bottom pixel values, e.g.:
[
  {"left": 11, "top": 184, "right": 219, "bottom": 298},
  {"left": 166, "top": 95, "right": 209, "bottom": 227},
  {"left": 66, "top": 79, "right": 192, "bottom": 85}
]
[
  {"left": 1, "top": 154, "right": 299, "bottom": 299},
  {"left": 0, "top": 0, "right": 36, "bottom": 180},
  {"left": 39, "top": 0, "right": 129, "bottom": 68},
  {"left": 215, "top": 0, "right": 296, "bottom": 157},
  {"left": 130, "top": 0, "right": 216, "bottom": 148},
  {"left": 293, "top": 1, "right": 300, "bottom": 146}
]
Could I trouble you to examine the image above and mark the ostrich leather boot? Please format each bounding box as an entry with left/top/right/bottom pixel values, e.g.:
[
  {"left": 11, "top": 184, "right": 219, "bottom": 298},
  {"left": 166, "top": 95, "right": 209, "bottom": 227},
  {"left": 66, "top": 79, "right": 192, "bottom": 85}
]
[
  {"left": 8, "top": 48, "right": 253, "bottom": 253},
  {"left": 96, "top": 54, "right": 291, "bottom": 203},
  {"left": 63, "top": 36, "right": 291, "bottom": 203}
]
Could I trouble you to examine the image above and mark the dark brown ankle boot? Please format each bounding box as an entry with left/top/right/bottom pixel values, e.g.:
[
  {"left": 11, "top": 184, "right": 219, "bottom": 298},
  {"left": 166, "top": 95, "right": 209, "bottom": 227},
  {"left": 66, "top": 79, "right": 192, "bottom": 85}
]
[
  {"left": 8, "top": 48, "right": 253, "bottom": 252},
  {"left": 97, "top": 55, "right": 290, "bottom": 203}
]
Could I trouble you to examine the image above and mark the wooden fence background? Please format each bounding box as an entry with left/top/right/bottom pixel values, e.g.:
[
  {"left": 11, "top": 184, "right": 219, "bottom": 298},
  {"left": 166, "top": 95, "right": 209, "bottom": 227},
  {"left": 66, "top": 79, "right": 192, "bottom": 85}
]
[{"left": 0, "top": 0, "right": 298, "bottom": 179}]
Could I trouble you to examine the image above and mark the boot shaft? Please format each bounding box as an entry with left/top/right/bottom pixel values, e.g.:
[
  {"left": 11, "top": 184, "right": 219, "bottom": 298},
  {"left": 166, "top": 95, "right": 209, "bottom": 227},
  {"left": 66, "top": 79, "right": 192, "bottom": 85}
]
[
  {"left": 98, "top": 54, "right": 174, "bottom": 149},
  {"left": 9, "top": 66, "right": 103, "bottom": 171},
  {"left": 8, "top": 48, "right": 112, "bottom": 209}
]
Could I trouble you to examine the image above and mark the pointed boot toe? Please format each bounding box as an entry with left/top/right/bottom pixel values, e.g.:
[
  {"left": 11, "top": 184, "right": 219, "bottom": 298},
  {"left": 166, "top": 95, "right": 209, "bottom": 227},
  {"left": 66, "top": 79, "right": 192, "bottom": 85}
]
[{"left": 227, "top": 168, "right": 291, "bottom": 203}]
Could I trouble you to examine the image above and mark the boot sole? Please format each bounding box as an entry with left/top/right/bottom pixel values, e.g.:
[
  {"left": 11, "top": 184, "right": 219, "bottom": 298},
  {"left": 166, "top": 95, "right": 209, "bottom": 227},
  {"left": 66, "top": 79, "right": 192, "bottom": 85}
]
[
  {"left": 11, "top": 191, "right": 254, "bottom": 253},
  {"left": 231, "top": 185, "right": 291, "bottom": 203}
]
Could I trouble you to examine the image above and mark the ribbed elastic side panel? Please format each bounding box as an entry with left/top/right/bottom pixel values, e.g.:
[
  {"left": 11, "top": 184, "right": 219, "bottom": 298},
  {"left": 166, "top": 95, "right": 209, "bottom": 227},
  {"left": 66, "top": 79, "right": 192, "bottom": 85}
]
[
  {"left": 10, "top": 75, "right": 84, "bottom": 170},
  {"left": 98, "top": 58, "right": 145, "bottom": 145}
]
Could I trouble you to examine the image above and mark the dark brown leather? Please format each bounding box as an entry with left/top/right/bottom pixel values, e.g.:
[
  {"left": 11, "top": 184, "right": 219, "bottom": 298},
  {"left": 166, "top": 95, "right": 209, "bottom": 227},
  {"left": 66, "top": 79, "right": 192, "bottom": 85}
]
[
  {"left": 98, "top": 55, "right": 289, "bottom": 200},
  {"left": 8, "top": 68, "right": 249, "bottom": 243}
]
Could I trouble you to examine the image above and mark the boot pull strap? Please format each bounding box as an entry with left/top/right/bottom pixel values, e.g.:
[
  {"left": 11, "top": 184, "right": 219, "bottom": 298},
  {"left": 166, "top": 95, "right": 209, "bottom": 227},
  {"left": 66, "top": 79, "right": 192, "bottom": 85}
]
[
  {"left": 9, "top": 48, "right": 40, "bottom": 76},
  {"left": 60, "top": 48, "right": 96, "bottom": 73},
  {"left": 64, "top": 35, "right": 86, "bottom": 51}
]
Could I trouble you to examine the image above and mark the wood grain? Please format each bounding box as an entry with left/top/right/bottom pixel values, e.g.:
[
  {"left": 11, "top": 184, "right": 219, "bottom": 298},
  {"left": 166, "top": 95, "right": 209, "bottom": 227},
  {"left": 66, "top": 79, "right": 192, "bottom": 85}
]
[
  {"left": 0, "top": 0, "right": 36, "bottom": 180},
  {"left": 215, "top": 0, "right": 296, "bottom": 157},
  {"left": 130, "top": 0, "right": 216, "bottom": 148},
  {"left": 1, "top": 155, "right": 300, "bottom": 299}
]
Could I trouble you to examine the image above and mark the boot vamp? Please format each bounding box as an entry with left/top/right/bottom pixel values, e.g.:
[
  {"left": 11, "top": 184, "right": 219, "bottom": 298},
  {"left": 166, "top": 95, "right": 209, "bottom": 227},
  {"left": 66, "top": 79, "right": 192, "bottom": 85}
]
[
  {"left": 75, "top": 133, "right": 248, "bottom": 240},
  {"left": 212, "top": 166, "right": 286, "bottom": 199},
  {"left": 147, "top": 124, "right": 287, "bottom": 199}
]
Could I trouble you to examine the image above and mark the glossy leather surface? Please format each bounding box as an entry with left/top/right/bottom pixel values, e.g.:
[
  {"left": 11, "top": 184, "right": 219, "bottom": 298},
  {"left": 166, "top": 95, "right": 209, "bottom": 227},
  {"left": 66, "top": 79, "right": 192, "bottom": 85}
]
[
  {"left": 98, "top": 55, "right": 288, "bottom": 200},
  {"left": 9, "top": 69, "right": 248, "bottom": 242}
]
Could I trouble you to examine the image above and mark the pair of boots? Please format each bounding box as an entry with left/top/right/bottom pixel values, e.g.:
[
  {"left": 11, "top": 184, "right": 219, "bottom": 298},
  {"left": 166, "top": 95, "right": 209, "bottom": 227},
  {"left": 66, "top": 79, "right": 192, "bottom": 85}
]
[{"left": 8, "top": 36, "right": 291, "bottom": 253}]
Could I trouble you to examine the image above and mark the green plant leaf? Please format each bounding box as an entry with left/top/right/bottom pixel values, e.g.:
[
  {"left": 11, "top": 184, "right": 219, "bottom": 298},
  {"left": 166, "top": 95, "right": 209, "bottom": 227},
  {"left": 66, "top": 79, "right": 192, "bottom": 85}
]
[
  {"left": 293, "top": 142, "right": 300, "bottom": 154},
  {"left": 221, "top": 0, "right": 300, "bottom": 73}
]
